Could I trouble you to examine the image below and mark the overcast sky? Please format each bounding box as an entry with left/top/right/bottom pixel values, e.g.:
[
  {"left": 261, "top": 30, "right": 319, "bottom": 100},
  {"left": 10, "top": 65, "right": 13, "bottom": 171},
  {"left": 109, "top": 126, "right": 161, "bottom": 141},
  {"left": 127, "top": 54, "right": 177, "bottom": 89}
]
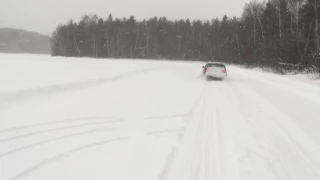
[{"left": 0, "top": 0, "right": 252, "bottom": 35}]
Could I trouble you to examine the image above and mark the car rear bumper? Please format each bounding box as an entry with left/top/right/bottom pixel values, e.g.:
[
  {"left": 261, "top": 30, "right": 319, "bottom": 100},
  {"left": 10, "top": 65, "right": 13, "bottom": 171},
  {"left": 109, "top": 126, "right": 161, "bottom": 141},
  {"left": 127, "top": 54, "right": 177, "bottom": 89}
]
[{"left": 206, "top": 73, "right": 227, "bottom": 79}]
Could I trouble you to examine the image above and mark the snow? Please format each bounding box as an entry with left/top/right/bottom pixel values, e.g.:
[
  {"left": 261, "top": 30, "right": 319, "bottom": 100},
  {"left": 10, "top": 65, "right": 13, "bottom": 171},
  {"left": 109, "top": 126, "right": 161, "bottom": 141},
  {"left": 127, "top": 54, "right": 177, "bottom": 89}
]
[{"left": 0, "top": 53, "right": 320, "bottom": 180}]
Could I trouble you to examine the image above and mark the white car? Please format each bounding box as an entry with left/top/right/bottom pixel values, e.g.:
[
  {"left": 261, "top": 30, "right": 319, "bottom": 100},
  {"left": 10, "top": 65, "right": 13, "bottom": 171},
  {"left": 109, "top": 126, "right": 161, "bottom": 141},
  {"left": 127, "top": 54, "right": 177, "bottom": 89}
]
[{"left": 202, "top": 62, "right": 227, "bottom": 80}]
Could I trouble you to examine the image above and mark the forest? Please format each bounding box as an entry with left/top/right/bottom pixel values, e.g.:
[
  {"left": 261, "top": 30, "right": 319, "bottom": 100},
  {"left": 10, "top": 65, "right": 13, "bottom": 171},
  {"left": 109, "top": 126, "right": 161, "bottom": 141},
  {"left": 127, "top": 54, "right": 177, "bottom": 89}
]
[
  {"left": 0, "top": 28, "right": 49, "bottom": 54},
  {"left": 51, "top": 0, "right": 320, "bottom": 75}
]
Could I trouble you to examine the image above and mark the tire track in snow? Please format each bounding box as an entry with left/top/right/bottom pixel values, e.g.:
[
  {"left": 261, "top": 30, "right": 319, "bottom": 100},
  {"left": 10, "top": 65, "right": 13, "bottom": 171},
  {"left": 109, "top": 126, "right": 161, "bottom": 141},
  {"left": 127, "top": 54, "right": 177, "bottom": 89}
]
[
  {"left": 158, "top": 147, "right": 177, "bottom": 180},
  {"left": 194, "top": 92, "right": 209, "bottom": 180},
  {"left": 157, "top": 83, "right": 208, "bottom": 180},
  {"left": 0, "top": 127, "right": 116, "bottom": 158},
  {"left": 161, "top": 81, "right": 244, "bottom": 180},
  {"left": 0, "top": 116, "right": 122, "bottom": 134},
  {"left": 185, "top": 84, "right": 207, "bottom": 122},
  {"left": 228, "top": 81, "right": 299, "bottom": 180},
  {"left": 227, "top": 81, "right": 294, "bottom": 180},
  {"left": 0, "top": 67, "right": 160, "bottom": 108},
  {"left": 0, "top": 120, "right": 120, "bottom": 142},
  {"left": 229, "top": 80, "right": 320, "bottom": 180},
  {"left": 160, "top": 84, "right": 219, "bottom": 180},
  {"left": 10, "top": 137, "right": 129, "bottom": 180},
  {"left": 145, "top": 128, "right": 184, "bottom": 136},
  {"left": 209, "top": 83, "right": 225, "bottom": 180},
  {"left": 194, "top": 83, "right": 228, "bottom": 180},
  {"left": 143, "top": 114, "right": 186, "bottom": 121}
]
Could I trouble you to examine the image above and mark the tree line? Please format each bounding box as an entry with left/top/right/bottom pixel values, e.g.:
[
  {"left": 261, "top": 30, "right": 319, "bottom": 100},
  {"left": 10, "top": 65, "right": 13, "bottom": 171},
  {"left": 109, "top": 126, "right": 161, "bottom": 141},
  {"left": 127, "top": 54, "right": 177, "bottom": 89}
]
[
  {"left": 0, "top": 28, "right": 49, "bottom": 54},
  {"left": 51, "top": 0, "right": 320, "bottom": 74}
]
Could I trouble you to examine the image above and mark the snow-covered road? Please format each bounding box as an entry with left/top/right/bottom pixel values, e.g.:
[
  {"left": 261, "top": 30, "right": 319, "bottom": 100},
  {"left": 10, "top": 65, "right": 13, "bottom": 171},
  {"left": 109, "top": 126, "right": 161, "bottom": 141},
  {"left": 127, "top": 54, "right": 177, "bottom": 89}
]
[{"left": 1, "top": 54, "right": 320, "bottom": 180}]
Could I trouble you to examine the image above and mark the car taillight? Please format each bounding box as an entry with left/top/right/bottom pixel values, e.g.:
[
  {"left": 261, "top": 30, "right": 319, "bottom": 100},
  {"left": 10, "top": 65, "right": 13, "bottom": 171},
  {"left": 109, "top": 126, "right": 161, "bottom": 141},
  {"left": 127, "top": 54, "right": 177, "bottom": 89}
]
[{"left": 222, "top": 69, "right": 226, "bottom": 73}]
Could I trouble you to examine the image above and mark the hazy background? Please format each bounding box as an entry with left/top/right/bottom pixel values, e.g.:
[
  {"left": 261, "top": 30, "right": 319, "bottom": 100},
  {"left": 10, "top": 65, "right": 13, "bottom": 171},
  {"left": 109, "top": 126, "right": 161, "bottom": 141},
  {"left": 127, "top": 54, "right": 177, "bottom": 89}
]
[{"left": 0, "top": 0, "right": 252, "bottom": 35}]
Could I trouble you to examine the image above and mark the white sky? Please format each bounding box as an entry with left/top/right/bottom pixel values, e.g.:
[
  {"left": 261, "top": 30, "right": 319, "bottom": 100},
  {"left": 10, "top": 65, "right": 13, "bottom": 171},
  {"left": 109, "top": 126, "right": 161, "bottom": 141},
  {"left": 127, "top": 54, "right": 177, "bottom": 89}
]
[{"left": 0, "top": 0, "right": 252, "bottom": 35}]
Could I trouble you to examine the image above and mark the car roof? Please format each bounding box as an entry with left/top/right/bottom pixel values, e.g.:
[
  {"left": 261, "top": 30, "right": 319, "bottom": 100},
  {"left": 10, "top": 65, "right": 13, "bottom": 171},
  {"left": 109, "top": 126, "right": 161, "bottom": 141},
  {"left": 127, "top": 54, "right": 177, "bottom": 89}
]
[{"left": 206, "top": 62, "right": 225, "bottom": 65}]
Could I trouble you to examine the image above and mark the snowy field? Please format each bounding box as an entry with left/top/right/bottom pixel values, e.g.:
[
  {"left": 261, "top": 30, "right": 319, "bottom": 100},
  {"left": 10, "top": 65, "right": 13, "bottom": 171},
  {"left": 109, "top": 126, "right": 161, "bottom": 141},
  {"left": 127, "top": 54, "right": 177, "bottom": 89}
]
[{"left": 1, "top": 53, "right": 320, "bottom": 180}]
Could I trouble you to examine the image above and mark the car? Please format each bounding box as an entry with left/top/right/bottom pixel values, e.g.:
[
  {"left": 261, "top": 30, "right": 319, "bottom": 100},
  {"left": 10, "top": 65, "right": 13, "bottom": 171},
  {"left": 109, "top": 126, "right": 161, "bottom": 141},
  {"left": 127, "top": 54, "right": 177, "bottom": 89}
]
[{"left": 202, "top": 62, "right": 227, "bottom": 80}]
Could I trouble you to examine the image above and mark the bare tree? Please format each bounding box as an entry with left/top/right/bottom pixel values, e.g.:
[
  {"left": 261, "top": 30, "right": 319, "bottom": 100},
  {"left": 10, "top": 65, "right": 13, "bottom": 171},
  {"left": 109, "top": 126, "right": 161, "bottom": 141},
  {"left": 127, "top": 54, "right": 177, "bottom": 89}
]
[
  {"left": 277, "top": 0, "right": 283, "bottom": 41},
  {"left": 315, "top": 0, "right": 319, "bottom": 53},
  {"left": 250, "top": 0, "right": 266, "bottom": 48},
  {"left": 287, "top": 0, "right": 304, "bottom": 38}
]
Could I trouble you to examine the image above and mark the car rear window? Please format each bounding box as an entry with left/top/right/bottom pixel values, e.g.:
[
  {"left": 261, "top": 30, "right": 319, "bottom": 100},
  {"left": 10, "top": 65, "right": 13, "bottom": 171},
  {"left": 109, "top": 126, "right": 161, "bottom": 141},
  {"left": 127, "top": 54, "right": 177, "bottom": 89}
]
[{"left": 207, "top": 63, "right": 225, "bottom": 68}]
